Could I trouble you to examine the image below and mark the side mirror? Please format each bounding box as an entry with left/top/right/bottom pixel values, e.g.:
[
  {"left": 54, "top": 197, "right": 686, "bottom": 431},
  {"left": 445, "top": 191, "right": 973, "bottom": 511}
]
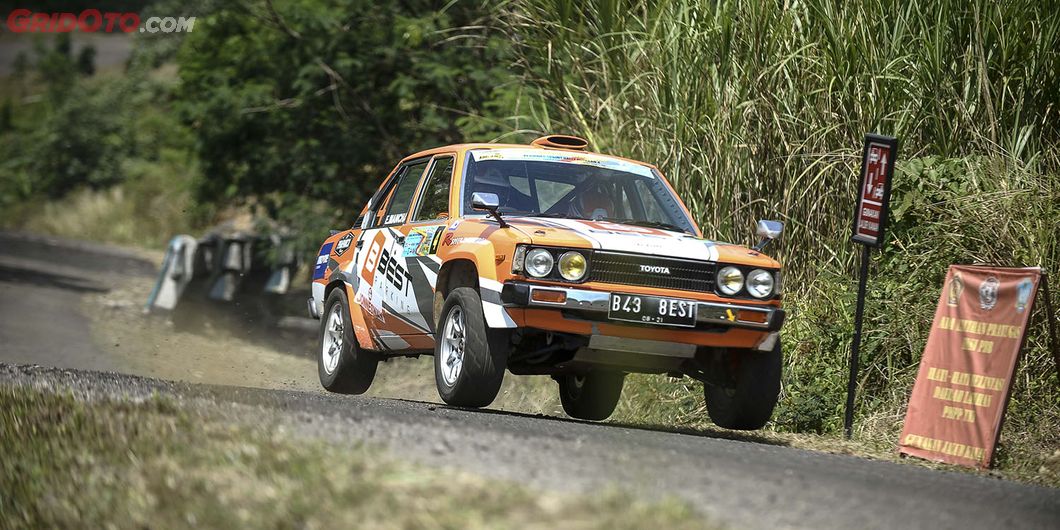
[
  {"left": 472, "top": 192, "right": 509, "bottom": 228},
  {"left": 472, "top": 192, "right": 500, "bottom": 210},
  {"left": 753, "top": 220, "right": 783, "bottom": 251}
]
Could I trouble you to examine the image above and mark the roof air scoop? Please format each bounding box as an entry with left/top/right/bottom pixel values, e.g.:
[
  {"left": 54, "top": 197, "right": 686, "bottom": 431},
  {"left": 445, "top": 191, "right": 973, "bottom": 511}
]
[{"left": 531, "top": 134, "right": 589, "bottom": 151}]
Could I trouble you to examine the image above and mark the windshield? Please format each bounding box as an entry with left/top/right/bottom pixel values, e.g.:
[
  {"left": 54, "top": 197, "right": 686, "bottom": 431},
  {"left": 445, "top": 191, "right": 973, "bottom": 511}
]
[{"left": 462, "top": 150, "right": 697, "bottom": 234}]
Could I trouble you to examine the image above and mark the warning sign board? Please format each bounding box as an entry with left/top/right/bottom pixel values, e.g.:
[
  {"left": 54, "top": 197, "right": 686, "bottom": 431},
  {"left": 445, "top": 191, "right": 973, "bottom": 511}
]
[{"left": 852, "top": 134, "right": 897, "bottom": 247}]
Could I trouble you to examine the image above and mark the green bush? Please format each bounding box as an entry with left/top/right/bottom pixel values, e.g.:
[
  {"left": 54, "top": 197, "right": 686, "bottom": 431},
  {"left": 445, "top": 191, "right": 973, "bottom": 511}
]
[
  {"left": 0, "top": 32, "right": 206, "bottom": 247},
  {"left": 780, "top": 156, "right": 1060, "bottom": 439},
  {"left": 506, "top": 0, "right": 1060, "bottom": 466}
]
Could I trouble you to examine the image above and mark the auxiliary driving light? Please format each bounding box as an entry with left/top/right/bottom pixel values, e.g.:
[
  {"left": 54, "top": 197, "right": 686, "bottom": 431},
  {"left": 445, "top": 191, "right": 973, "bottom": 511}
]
[{"left": 558, "top": 251, "right": 587, "bottom": 281}]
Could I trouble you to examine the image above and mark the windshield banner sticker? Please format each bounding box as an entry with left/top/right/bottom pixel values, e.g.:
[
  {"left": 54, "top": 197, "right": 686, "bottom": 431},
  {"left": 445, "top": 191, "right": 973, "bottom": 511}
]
[{"left": 471, "top": 148, "right": 655, "bottom": 179}]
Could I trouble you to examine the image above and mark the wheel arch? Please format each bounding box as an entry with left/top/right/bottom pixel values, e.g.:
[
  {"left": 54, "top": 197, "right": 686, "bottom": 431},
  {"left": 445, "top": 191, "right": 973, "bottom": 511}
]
[
  {"left": 434, "top": 259, "right": 478, "bottom": 327},
  {"left": 324, "top": 279, "right": 347, "bottom": 304}
]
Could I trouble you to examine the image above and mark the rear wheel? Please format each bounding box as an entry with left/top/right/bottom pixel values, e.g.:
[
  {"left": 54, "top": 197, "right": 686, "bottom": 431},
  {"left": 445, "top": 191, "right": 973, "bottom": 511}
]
[
  {"left": 434, "top": 287, "right": 508, "bottom": 407},
  {"left": 704, "top": 343, "right": 781, "bottom": 430},
  {"left": 318, "top": 288, "right": 378, "bottom": 394},
  {"left": 558, "top": 372, "right": 625, "bottom": 421}
]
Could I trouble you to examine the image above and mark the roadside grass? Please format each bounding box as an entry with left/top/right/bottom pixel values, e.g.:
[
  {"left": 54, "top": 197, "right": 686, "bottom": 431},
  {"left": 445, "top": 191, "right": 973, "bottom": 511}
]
[
  {"left": 507, "top": 0, "right": 1060, "bottom": 488},
  {"left": 0, "top": 385, "right": 709, "bottom": 529},
  {"left": 0, "top": 160, "right": 200, "bottom": 250}
]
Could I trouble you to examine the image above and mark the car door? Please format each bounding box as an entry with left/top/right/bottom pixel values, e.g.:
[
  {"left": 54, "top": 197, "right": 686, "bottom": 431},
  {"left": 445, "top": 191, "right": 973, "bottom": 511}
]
[
  {"left": 396, "top": 154, "right": 455, "bottom": 327},
  {"left": 349, "top": 158, "right": 429, "bottom": 351},
  {"left": 351, "top": 156, "right": 457, "bottom": 352}
]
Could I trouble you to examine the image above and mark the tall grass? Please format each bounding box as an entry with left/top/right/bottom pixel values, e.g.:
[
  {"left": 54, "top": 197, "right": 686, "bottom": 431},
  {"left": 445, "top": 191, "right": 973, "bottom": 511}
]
[
  {"left": 507, "top": 0, "right": 1059, "bottom": 280},
  {"left": 503, "top": 0, "right": 1060, "bottom": 473}
]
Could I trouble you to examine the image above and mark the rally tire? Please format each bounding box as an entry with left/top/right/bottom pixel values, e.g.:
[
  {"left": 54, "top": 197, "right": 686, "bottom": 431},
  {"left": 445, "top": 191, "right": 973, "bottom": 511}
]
[
  {"left": 704, "top": 343, "right": 782, "bottom": 430},
  {"left": 434, "top": 287, "right": 508, "bottom": 408},
  {"left": 558, "top": 371, "right": 625, "bottom": 421},
  {"left": 318, "top": 288, "right": 378, "bottom": 394}
]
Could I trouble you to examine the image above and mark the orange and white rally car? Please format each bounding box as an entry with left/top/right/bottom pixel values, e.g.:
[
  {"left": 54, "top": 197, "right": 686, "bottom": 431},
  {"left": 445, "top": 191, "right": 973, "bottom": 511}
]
[{"left": 309, "top": 135, "right": 785, "bottom": 429}]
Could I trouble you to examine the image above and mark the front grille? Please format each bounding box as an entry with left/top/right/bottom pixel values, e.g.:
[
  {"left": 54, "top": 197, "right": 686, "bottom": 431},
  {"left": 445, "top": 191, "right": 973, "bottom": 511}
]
[{"left": 589, "top": 251, "right": 717, "bottom": 293}]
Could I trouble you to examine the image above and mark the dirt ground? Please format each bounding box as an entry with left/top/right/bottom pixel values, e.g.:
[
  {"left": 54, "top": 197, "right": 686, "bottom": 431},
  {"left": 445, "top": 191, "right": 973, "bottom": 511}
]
[{"left": 84, "top": 271, "right": 563, "bottom": 415}]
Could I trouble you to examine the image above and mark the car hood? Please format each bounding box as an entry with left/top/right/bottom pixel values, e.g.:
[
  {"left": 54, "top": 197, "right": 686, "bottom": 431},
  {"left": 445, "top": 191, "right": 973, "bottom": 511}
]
[{"left": 503, "top": 217, "right": 780, "bottom": 267}]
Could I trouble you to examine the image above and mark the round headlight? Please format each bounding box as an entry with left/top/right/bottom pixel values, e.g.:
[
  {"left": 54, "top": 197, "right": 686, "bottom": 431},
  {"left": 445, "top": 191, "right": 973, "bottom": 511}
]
[
  {"left": 558, "top": 251, "right": 587, "bottom": 281},
  {"left": 746, "top": 269, "right": 774, "bottom": 299},
  {"left": 525, "top": 248, "right": 554, "bottom": 278},
  {"left": 717, "top": 266, "right": 744, "bottom": 295}
]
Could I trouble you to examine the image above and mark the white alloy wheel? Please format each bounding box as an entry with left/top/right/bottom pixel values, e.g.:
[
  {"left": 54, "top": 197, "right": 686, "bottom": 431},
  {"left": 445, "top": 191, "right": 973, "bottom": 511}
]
[
  {"left": 321, "top": 302, "right": 344, "bottom": 374},
  {"left": 440, "top": 306, "right": 466, "bottom": 386}
]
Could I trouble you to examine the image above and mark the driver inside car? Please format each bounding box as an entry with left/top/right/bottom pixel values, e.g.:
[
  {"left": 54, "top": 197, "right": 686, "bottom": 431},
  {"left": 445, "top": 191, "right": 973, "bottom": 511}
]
[{"left": 572, "top": 183, "right": 616, "bottom": 220}]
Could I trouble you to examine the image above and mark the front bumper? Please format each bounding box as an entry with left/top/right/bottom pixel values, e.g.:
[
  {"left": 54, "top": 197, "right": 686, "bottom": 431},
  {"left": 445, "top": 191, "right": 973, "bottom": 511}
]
[{"left": 500, "top": 281, "right": 785, "bottom": 332}]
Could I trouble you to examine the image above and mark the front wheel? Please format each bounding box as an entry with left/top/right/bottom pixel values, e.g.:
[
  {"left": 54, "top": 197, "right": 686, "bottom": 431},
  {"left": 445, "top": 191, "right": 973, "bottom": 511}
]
[
  {"left": 558, "top": 372, "right": 625, "bottom": 421},
  {"left": 434, "top": 287, "right": 508, "bottom": 408},
  {"left": 703, "top": 343, "right": 782, "bottom": 430},
  {"left": 318, "top": 288, "right": 378, "bottom": 394}
]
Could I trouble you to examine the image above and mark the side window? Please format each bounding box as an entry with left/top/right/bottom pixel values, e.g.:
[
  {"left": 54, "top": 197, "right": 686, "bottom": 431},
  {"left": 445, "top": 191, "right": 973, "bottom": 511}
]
[
  {"left": 381, "top": 159, "right": 429, "bottom": 226},
  {"left": 413, "top": 156, "right": 454, "bottom": 221},
  {"left": 371, "top": 169, "right": 403, "bottom": 228}
]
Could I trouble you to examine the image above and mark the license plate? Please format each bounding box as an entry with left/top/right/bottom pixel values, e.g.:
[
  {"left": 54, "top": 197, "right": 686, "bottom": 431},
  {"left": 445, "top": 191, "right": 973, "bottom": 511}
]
[{"left": 607, "top": 293, "right": 698, "bottom": 327}]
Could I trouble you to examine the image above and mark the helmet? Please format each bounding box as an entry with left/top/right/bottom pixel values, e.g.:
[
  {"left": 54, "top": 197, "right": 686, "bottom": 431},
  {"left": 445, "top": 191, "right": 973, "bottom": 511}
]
[{"left": 575, "top": 184, "right": 615, "bottom": 219}]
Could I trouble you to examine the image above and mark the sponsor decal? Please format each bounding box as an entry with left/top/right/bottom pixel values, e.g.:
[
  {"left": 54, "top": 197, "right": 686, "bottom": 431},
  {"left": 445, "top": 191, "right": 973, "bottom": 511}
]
[
  {"left": 639, "top": 264, "right": 671, "bottom": 274},
  {"left": 334, "top": 232, "right": 353, "bottom": 256},
  {"left": 978, "top": 276, "right": 999, "bottom": 311},
  {"left": 374, "top": 243, "right": 413, "bottom": 296},
  {"left": 402, "top": 232, "right": 425, "bottom": 257},
  {"left": 355, "top": 286, "right": 383, "bottom": 321},
  {"left": 429, "top": 228, "right": 444, "bottom": 254},
  {"left": 446, "top": 237, "right": 489, "bottom": 247},
  {"left": 402, "top": 226, "right": 442, "bottom": 257},
  {"left": 443, "top": 233, "right": 454, "bottom": 246},
  {"left": 359, "top": 232, "right": 388, "bottom": 287},
  {"left": 313, "top": 242, "right": 334, "bottom": 280},
  {"left": 581, "top": 220, "right": 671, "bottom": 236},
  {"left": 448, "top": 219, "right": 461, "bottom": 231},
  {"left": 1015, "top": 278, "right": 1033, "bottom": 313},
  {"left": 946, "top": 273, "right": 964, "bottom": 307}
]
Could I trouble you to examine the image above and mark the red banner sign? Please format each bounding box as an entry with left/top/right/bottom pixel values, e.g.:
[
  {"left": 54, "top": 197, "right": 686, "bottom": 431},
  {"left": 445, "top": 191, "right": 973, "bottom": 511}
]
[
  {"left": 852, "top": 134, "right": 897, "bottom": 247},
  {"left": 899, "top": 265, "right": 1041, "bottom": 468}
]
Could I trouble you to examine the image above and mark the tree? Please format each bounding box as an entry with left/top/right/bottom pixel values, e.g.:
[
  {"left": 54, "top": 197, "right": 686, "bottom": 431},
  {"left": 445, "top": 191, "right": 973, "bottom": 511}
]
[{"left": 176, "top": 0, "right": 521, "bottom": 242}]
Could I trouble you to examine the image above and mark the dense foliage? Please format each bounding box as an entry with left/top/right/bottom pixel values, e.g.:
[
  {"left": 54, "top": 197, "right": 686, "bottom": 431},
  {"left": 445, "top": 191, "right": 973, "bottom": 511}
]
[{"left": 176, "top": 0, "right": 524, "bottom": 242}]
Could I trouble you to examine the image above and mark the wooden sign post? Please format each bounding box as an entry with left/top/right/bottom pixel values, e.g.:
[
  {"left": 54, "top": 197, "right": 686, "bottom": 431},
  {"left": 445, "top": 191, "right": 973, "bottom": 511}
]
[{"left": 845, "top": 133, "right": 898, "bottom": 439}]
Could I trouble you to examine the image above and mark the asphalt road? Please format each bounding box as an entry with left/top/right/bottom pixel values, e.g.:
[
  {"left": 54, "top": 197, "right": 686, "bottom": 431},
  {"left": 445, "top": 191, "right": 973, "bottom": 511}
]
[{"left": 1, "top": 231, "right": 1057, "bottom": 529}]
